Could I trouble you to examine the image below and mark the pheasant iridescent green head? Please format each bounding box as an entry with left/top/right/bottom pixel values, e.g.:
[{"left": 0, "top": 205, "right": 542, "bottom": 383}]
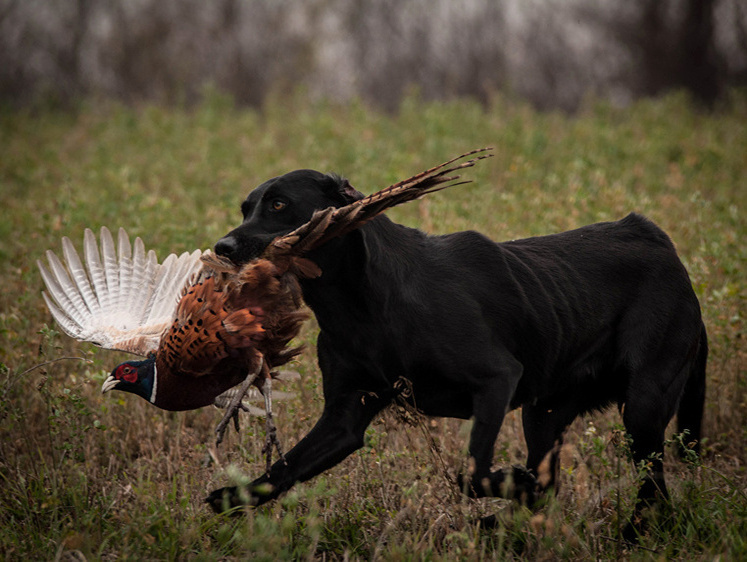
[{"left": 102, "top": 357, "right": 157, "bottom": 403}]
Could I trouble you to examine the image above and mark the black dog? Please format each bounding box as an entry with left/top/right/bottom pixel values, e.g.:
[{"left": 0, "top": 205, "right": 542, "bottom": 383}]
[{"left": 206, "top": 169, "right": 707, "bottom": 537}]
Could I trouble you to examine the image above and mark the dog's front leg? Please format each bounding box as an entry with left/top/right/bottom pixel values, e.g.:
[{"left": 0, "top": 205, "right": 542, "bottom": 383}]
[{"left": 206, "top": 389, "right": 390, "bottom": 512}]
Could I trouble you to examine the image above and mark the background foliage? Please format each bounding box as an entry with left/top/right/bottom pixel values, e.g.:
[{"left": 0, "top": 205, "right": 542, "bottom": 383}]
[
  {"left": 1, "top": 0, "right": 744, "bottom": 112},
  {"left": 0, "top": 90, "right": 745, "bottom": 559}
]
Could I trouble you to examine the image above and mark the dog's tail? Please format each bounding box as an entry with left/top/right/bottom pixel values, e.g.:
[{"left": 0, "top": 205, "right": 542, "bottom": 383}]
[{"left": 676, "top": 320, "right": 708, "bottom": 456}]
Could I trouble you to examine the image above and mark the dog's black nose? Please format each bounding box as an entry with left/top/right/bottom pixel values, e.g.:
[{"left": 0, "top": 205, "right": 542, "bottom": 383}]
[{"left": 214, "top": 236, "right": 238, "bottom": 258}]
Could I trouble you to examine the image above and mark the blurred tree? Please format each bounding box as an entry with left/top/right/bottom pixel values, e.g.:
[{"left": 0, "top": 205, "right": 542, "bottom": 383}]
[
  {"left": 679, "top": 0, "right": 723, "bottom": 106},
  {"left": 0, "top": 0, "right": 741, "bottom": 111},
  {"left": 609, "top": 0, "right": 725, "bottom": 107}
]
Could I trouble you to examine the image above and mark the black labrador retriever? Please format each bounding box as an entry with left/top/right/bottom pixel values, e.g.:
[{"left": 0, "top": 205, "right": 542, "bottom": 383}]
[{"left": 207, "top": 169, "right": 707, "bottom": 537}]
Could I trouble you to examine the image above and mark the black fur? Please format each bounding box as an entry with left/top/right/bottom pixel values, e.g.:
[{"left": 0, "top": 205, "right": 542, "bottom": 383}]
[{"left": 207, "top": 170, "right": 707, "bottom": 538}]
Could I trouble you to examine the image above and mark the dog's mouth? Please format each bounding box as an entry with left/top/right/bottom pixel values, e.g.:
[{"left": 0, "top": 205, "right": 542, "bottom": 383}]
[{"left": 214, "top": 232, "right": 281, "bottom": 266}]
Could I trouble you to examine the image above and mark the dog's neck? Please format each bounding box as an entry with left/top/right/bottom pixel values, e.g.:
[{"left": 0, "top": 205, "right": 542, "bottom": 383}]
[
  {"left": 300, "top": 216, "right": 423, "bottom": 337},
  {"left": 301, "top": 229, "right": 369, "bottom": 332}
]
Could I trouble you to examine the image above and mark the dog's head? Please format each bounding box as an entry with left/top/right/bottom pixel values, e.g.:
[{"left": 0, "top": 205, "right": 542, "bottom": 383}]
[{"left": 215, "top": 169, "right": 363, "bottom": 265}]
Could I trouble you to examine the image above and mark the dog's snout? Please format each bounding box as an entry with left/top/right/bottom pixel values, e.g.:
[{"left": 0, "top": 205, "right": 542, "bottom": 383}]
[{"left": 214, "top": 236, "right": 238, "bottom": 258}]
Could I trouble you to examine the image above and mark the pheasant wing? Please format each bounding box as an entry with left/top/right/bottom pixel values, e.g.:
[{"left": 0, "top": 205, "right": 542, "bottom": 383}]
[
  {"left": 38, "top": 227, "right": 205, "bottom": 356},
  {"left": 157, "top": 274, "right": 266, "bottom": 377},
  {"left": 198, "top": 254, "right": 309, "bottom": 369}
]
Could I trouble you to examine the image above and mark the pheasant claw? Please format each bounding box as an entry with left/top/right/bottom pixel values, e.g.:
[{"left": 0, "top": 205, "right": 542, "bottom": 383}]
[
  {"left": 215, "top": 362, "right": 263, "bottom": 446},
  {"left": 260, "top": 373, "right": 286, "bottom": 473}
]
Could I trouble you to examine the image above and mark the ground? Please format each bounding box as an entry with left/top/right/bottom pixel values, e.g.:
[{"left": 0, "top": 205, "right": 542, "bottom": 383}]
[{"left": 0, "top": 90, "right": 744, "bottom": 559}]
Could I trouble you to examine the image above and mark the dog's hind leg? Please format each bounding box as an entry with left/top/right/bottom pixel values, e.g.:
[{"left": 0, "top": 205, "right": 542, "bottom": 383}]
[
  {"left": 522, "top": 401, "right": 581, "bottom": 493},
  {"left": 621, "top": 356, "right": 692, "bottom": 541}
]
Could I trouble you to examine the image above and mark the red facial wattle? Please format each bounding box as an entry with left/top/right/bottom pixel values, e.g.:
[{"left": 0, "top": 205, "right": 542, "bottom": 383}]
[{"left": 117, "top": 364, "right": 138, "bottom": 383}]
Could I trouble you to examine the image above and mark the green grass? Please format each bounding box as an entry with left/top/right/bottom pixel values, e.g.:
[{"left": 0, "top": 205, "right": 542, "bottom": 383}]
[{"left": 0, "top": 90, "right": 745, "bottom": 560}]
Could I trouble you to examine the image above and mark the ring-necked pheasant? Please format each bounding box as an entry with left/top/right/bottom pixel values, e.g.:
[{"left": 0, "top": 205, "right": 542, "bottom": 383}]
[{"left": 38, "top": 148, "right": 492, "bottom": 468}]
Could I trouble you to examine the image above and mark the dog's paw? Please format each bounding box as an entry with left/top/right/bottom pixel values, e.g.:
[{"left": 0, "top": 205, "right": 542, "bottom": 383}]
[
  {"left": 456, "top": 470, "right": 485, "bottom": 498},
  {"left": 504, "top": 465, "right": 538, "bottom": 507},
  {"left": 205, "top": 480, "right": 277, "bottom": 513},
  {"left": 205, "top": 486, "right": 247, "bottom": 514},
  {"left": 456, "top": 466, "right": 538, "bottom": 506}
]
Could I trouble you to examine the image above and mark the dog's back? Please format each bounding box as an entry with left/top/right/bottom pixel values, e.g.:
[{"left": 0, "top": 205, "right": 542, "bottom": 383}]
[{"left": 303, "top": 211, "right": 703, "bottom": 431}]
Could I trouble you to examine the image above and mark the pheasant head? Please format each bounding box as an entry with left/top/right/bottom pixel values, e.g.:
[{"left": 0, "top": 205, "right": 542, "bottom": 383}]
[{"left": 103, "top": 356, "right": 157, "bottom": 403}]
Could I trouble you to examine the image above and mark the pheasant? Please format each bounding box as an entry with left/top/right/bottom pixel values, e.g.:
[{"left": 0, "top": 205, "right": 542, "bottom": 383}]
[
  {"left": 38, "top": 227, "right": 305, "bottom": 463},
  {"left": 38, "top": 148, "right": 492, "bottom": 467}
]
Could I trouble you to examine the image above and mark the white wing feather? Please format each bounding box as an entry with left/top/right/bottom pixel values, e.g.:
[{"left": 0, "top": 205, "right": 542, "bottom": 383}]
[
  {"left": 38, "top": 227, "right": 205, "bottom": 356},
  {"left": 62, "top": 236, "right": 98, "bottom": 315},
  {"left": 84, "top": 228, "right": 109, "bottom": 317},
  {"left": 117, "top": 228, "right": 133, "bottom": 319},
  {"left": 100, "top": 226, "right": 119, "bottom": 316}
]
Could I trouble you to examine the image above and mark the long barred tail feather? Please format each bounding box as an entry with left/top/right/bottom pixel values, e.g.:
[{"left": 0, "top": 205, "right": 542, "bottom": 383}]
[{"left": 269, "top": 147, "right": 493, "bottom": 259}]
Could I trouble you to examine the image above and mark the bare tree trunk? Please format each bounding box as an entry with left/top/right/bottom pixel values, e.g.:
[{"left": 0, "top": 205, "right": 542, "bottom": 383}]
[
  {"left": 678, "top": 0, "right": 723, "bottom": 107},
  {"left": 636, "top": 0, "right": 723, "bottom": 106},
  {"left": 58, "top": 0, "right": 91, "bottom": 100}
]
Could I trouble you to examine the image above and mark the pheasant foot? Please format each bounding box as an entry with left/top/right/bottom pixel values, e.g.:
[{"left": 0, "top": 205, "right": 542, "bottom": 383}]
[
  {"left": 215, "top": 361, "right": 263, "bottom": 447},
  {"left": 259, "top": 373, "right": 286, "bottom": 473}
]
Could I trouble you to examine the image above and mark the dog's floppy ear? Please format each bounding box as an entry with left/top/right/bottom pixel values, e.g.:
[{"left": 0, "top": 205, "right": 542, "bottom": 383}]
[
  {"left": 338, "top": 177, "right": 364, "bottom": 202},
  {"left": 324, "top": 173, "right": 364, "bottom": 205}
]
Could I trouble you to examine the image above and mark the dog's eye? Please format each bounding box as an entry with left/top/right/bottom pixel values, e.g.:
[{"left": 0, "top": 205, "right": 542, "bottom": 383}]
[{"left": 270, "top": 199, "right": 287, "bottom": 212}]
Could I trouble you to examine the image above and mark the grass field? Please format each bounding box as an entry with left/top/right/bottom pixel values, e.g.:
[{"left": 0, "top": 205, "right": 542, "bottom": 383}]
[{"left": 0, "top": 91, "right": 745, "bottom": 560}]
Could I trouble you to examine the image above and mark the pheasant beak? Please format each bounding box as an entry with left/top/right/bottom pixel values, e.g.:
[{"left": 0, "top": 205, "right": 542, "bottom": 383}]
[{"left": 101, "top": 375, "right": 119, "bottom": 394}]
